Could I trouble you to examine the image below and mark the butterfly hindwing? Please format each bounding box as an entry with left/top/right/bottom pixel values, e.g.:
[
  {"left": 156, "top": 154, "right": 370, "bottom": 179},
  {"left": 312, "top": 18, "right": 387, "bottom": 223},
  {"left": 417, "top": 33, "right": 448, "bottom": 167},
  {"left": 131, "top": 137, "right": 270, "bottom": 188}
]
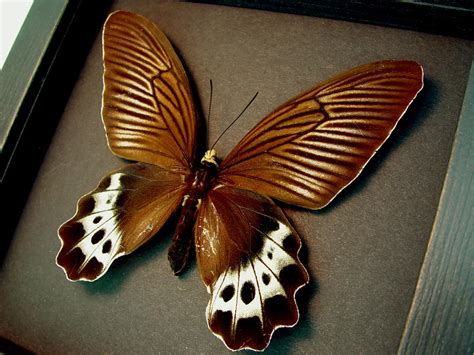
[
  {"left": 195, "top": 185, "right": 309, "bottom": 351},
  {"left": 57, "top": 163, "right": 187, "bottom": 281},
  {"left": 219, "top": 60, "right": 423, "bottom": 209},
  {"left": 102, "top": 11, "right": 197, "bottom": 170}
]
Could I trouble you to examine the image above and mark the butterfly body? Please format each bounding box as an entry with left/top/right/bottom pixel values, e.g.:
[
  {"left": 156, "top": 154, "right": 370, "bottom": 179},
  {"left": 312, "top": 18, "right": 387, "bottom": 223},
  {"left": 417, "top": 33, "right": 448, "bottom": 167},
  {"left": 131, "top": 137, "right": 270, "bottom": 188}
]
[
  {"left": 57, "top": 10, "right": 423, "bottom": 351},
  {"left": 168, "top": 150, "right": 219, "bottom": 275}
]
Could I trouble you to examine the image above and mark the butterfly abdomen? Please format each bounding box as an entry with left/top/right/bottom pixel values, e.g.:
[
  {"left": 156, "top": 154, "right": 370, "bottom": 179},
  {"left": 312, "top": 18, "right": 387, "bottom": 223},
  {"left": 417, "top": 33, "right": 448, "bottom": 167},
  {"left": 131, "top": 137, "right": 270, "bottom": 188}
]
[{"left": 168, "top": 158, "right": 218, "bottom": 275}]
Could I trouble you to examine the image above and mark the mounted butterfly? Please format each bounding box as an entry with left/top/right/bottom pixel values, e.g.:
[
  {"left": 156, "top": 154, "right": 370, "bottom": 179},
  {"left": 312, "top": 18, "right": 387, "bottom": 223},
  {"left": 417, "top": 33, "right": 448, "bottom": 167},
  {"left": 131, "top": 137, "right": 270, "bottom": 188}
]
[{"left": 56, "top": 10, "right": 423, "bottom": 351}]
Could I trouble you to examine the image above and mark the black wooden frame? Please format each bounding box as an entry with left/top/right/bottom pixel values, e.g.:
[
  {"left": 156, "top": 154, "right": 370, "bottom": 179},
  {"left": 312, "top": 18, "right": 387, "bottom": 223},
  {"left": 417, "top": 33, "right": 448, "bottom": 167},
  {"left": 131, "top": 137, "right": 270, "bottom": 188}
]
[
  {"left": 195, "top": 0, "right": 474, "bottom": 40},
  {"left": 0, "top": 0, "right": 112, "bottom": 244},
  {"left": 398, "top": 61, "right": 473, "bottom": 354}
]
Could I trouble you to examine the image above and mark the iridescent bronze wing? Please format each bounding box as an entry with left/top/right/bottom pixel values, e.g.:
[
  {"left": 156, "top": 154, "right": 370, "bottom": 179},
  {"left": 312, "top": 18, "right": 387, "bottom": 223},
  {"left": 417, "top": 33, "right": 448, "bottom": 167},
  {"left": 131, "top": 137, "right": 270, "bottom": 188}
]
[
  {"left": 102, "top": 10, "right": 197, "bottom": 171},
  {"left": 218, "top": 61, "right": 423, "bottom": 209}
]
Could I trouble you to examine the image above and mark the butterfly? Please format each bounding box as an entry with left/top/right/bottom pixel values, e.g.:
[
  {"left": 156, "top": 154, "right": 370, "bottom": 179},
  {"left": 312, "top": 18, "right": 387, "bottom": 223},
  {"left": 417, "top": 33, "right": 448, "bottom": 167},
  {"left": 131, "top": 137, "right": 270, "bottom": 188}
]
[{"left": 56, "top": 10, "right": 424, "bottom": 351}]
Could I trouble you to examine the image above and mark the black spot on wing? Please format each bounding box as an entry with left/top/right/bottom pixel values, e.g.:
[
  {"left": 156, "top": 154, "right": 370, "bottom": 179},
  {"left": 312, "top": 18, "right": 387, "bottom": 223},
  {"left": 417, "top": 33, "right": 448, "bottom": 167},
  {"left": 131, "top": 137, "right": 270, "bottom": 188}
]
[
  {"left": 93, "top": 216, "right": 102, "bottom": 224},
  {"left": 221, "top": 285, "right": 235, "bottom": 302},
  {"left": 98, "top": 176, "right": 111, "bottom": 189},
  {"left": 241, "top": 281, "right": 255, "bottom": 305},
  {"left": 78, "top": 196, "right": 95, "bottom": 214},
  {"left": 248, "top": 217, "right": 282, "bottom": 257},
  {"left": 279, "top": 264, "right": 308, "bottom": 295},
  {"left": 264, "top": 294, "right": 297, "bottom": 327},
  {"left": 119, "top": 174, "right": 136, "bottom": 187},
  {"left": 59, "top": 221, "right": 85, "bottom": 245},
  {"left": 79, "top": 256, "right": 104, "bottom": 281},
  {"left": 265, "top": 217, "right": 279, "bottom": 232},
  {"left": 249, "top": 228, "right": 264, "bottom": 255},
  {"left": 91, "top": 230, "right": 105, "bottom": 244},
  {"left": 262, "top": 273, "right": 271, "bottom": 285},
  {"left": 57, "top": 247, "right": 85, "bottom": 277},
  {"left": 210, "top": 310, "right": 268, "bottom": 350},
  {"left": 102, "top": 240, "right": 112, "bottom": 254},
  {"left": 282, "top": 234, "right": 299, "bottom": 255},
  {"left": 115, "top": 192, "right": 127, "bottom": 208},
  {"left": 235, "top": 317, "right": 267, "bottom": 351},
  {"left": 209, "top": 310, "right": 232, "bottom": 338},
  {"left": 56, "top": 248, "right": 104, "bottom": 281}
]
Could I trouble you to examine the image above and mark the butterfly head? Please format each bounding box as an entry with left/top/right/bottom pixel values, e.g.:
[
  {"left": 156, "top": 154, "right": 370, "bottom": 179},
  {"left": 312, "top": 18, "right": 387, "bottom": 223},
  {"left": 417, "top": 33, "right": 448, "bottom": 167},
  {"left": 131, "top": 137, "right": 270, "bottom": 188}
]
[{"left": 201, "top": 149, "right": 219, "bottom": 169}]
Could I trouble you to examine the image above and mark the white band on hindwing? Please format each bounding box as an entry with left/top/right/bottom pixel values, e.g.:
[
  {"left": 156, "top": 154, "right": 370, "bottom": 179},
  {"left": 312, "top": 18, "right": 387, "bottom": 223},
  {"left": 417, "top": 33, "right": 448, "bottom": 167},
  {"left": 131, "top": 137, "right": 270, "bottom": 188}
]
[
  {"left": 74, "top": 173, "right": 124, "bottom": 275},
  {"left": 208, "top": 221, "right": 296, "bottom": 332}
]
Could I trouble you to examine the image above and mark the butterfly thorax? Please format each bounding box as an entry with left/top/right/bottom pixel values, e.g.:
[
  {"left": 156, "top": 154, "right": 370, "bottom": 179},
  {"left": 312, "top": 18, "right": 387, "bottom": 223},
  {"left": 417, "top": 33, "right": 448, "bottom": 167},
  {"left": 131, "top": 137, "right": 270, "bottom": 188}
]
[{"left": 167, "top": 149, "right": 219, "bottom": 275}]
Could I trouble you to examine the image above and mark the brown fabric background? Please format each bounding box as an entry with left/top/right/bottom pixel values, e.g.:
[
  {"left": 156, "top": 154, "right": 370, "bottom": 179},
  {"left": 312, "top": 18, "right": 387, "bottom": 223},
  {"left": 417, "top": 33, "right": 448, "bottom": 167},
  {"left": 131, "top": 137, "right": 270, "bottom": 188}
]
[{"left": 1, "top": 1, "right": 472, "bottom": 353}]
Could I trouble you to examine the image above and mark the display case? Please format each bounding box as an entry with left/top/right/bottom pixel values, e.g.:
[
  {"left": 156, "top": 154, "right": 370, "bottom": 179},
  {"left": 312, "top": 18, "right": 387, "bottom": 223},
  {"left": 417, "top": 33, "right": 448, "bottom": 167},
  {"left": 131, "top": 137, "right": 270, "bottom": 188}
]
[{"left": 1, "top": 1, "right": 472, "bottom": 353}]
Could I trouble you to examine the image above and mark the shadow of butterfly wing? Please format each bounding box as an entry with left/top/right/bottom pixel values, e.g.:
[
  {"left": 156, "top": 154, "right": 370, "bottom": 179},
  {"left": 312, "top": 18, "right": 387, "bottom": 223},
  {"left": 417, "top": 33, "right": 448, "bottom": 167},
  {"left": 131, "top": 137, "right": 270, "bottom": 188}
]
[
  {"left": 219, "top": 60, "right": 424, "bottom": 209},
  {"left": 57, "top": 11, "right": 197, "bottom": 281},
  {"left": 195, "top": 185, "right": 309, "bottom": 351}
]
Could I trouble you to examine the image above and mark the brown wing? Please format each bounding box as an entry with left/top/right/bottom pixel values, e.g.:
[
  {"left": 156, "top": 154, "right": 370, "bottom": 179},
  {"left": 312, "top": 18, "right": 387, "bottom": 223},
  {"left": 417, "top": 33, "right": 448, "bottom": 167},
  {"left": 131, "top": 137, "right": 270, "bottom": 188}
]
[
  {"left": 219, "top": 60, "right": 423, "bottom": 209},
  {"left": 57, "top": 163, "right": 186, "bottom": 281},
  {"left": 102, "top": 11, "right": 197, "bottom": 171},
  {"left": 195, "top": 185, "right": 309, "bottom": 351}
]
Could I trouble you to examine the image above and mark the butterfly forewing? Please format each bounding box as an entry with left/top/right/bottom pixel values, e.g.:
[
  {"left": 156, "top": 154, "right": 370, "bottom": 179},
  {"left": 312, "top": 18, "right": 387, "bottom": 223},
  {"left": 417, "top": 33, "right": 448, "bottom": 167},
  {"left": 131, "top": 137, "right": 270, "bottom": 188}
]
[
  {"left": 219, "top": 61, "right": 423, "bottom": 209},
  {"left": 195, "top": 185, "right": 309, "bottom": 351},
  {"left": 102, "top": 11, "right": 197, "bottom": 170}
]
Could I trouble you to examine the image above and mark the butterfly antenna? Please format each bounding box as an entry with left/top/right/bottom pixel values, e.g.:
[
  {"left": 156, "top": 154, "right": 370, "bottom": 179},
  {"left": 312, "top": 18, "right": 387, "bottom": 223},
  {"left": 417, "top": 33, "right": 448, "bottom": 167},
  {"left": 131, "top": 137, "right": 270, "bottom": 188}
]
[
  {"left": 206, "top": 80, "right": 213, "bottom": 147},
  {"left": 207, "top": 79, "right": 213, "bottom": 123},
  {"left": 210, "top": 91, "right": 259, "bottom": 150}
]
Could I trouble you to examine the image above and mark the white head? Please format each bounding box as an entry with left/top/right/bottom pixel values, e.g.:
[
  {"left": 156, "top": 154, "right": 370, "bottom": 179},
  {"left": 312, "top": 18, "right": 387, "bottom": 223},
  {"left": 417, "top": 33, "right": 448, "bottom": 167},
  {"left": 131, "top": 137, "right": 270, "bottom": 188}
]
[{"left": 201, "top": 149, "right": 218, "bottom": 168}]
